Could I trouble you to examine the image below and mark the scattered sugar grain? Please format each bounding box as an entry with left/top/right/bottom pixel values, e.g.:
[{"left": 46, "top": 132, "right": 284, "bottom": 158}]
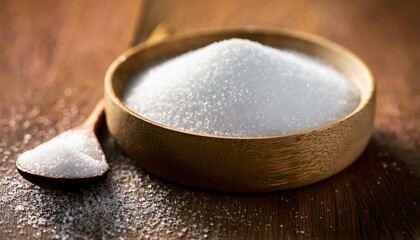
[
  {"left": 1, "top": 132, "right": 220, "bottom": 239},
  {"left": 124, "top": 38, "right": 360, "bottom": 136}
]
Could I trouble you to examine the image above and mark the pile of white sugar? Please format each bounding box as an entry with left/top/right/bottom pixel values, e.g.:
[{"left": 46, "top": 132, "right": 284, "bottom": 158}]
[
  {"left": 124, "top": 38, "right": 359, "bottom": 137},
  {"left": 17, "top": 130, "right": 108, "bottom": 178}
]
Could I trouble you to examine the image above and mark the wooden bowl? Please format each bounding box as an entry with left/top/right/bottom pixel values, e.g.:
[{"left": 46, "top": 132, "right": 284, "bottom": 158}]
[{"left": 104, "top": 28, "right": 375, "bottom": 193}]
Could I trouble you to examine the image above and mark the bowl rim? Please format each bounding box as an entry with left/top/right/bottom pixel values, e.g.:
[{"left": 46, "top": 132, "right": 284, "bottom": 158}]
[{"left": 105, "top": 27, "right": 375, "bottom": 140}]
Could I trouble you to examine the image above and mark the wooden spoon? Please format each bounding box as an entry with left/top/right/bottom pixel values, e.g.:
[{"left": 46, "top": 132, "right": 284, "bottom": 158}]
[
  {"left": 16, "top": 100, "right": 108, "bottom": 188},
  {"left": 16, "top": 25, "right": 171, "bottom": 189}
]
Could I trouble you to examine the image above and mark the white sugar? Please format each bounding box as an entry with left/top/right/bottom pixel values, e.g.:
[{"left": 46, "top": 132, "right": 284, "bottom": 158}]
[
  {"left": 17, "top": 130, "right": 108, "bottom": 178},
  {"left": 124, "top": 38, "right": 360, "bottom": 136}
]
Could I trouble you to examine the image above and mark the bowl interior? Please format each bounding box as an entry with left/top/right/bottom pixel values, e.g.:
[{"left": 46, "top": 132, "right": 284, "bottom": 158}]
[{"left": 108, "top": 29, "right": 374, "bottom": 138}]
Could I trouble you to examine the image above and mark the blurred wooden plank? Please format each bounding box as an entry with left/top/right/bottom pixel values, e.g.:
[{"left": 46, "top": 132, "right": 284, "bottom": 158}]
[{"left": 0, "top": 0, "right": 143, "bottom": 132}]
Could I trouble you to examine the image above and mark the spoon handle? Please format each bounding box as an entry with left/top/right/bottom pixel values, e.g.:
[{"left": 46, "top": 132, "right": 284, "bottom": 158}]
[
  {"left": 142, "top": 24, "right": 173, "bottom": 45},
  {"left": 82, "top": 99, "right": 105, "bottom": 132}
]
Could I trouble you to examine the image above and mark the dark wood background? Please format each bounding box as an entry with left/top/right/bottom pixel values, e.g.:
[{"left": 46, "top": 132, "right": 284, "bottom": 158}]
[{"left": 1, "top": 0, "right": 419, "bottom": 239}]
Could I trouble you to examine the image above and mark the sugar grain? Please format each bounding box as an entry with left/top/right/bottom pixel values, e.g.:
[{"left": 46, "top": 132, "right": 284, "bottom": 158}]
[
  {"left": 16, "top": 130, "right": 108, "bottom": 178},
  {"left": 124, "top": 38, "right": 359, "bottom": 136}
]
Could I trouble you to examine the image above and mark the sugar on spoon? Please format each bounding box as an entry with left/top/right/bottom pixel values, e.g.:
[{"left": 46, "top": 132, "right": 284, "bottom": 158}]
[
  {"left": 16, "top": 100, "right": 108, "bottom": 188},
  {"left": 16, "top": 25, "right": 171, "bottom": 188}
]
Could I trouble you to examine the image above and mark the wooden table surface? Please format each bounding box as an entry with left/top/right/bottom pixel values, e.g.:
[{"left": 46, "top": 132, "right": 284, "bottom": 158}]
[{"left": 1, "top": 0, "right": 419, "bottom": 239}]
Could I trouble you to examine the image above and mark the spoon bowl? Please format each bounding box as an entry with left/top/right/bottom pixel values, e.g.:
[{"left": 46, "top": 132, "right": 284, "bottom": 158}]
[
  {"left": 16, "top": 101, "right": 109, "bottom": 187},
  {"left": 105, "top": 27, "right": 375, "bottom": 192},
  {"left": 16, "top": 167, "right": 108, "bottom": 190}
]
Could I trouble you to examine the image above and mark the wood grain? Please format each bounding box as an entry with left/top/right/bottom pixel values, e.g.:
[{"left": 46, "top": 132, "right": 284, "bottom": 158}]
[{"left": 1, "top": 0, "right": 419, "bottom": 239}]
